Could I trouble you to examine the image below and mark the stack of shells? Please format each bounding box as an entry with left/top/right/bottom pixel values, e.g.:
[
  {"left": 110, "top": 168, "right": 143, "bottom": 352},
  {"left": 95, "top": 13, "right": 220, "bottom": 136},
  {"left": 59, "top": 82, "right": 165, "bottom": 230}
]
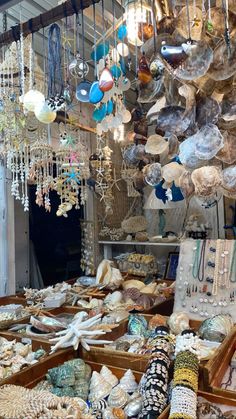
[
  {"left": 139, "top": 326, "right": 174, "bottom": 417},
  {"left": 169, "top": 331, "right": 200, "bottom": 419}
]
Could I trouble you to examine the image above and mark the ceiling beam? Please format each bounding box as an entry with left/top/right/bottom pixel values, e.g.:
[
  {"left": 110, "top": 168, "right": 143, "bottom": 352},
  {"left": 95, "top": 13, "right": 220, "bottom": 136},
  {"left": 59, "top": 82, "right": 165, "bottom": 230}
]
[
  {"left": 0, "top": 0, "right": 100, "bottom": 47},
  {"left": 0, "top": 0, "right": 23, "bottom": 13}
]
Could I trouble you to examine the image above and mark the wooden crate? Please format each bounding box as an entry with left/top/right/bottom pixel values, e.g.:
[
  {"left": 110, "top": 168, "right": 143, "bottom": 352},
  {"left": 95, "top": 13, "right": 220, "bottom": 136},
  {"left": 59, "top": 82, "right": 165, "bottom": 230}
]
[
  {"left": 15, "top": 352, "right": 168, "bottom": 419},
  {"left": 203, "top": 327, "right": 236, "bottom": 398},
  {"left": 0, "top": 334, "right": 68, "bottom": 387}
]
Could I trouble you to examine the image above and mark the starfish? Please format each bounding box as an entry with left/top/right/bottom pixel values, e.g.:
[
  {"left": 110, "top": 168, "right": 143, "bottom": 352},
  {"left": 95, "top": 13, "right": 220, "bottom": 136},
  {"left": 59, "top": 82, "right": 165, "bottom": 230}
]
[
  {"left": 65, "top": 134, "right": 77, "bottom": 147},
  {"left": 63, "top": 168, "right": 81, "bottom": 185},
  {"left": 69, "top": 151, "right": 79, "bottom": 163}
]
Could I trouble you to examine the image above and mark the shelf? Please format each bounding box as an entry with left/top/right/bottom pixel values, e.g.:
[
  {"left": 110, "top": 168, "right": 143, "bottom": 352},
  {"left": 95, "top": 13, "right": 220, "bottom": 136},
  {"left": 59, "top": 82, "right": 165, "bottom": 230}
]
[{"left": 99, "top": 241, "right": 180, "bottom": 247}]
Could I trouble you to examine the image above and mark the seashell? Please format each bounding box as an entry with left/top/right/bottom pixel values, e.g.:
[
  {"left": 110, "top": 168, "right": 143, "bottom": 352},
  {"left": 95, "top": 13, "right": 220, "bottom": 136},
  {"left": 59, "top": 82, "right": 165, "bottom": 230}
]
[
  {"left": 196, "top": 96, "right": 221, "bottom": 127},
  {"left": 208, "top": 37, "right": 236, "bottom": 81},
  {"left": 123, "top": 280, "right": 145, "bottom": 291},
  {"left": 135, "top": 294, "right": 154, "bottom": 310},
  {"left": 108, "top": 385, "right": 129, "bottom": 408},
  {"left": 194, "top": 124, "right": 224, "bottom": 160},
  {"left": 199, "top": 314, "right": 233, "bottom": 342},
  {"left": 124, "top": 397, "right": 142, "bottom": 417},
  {"left": 13, "top": 342, "right": 30, "bottom": 357},
  {"left": 96, "top": 259, "right": 112, "bottom": 286},
  {"left": 221, "top": 165, "right": 236, "bottom": 194},
  {"left": 191, "top": 166, "right": 222, "bottom": 197},
  {"left": 119, "top": 369, "right": 138, "bottom": 393},
  {"left": 92, "top": 398, "right": 108, "bottom": 411},
  {"left": 123, "top": 288, "right": 141, "bottom": 302},
  {"left": 140, "top": 283, "right": 156, "bottom": 294},
  {"left": 89, "top": 371, "right": 112, "bottom": 401},
  {"left": 116, "top": 341, "right": 131, "bottom": 352},
  {"left": 162, "top": 162, "right": 185, "bottom": 184},
  {"left": 167, "top": 312, "right": 190, "bottom": 335},
  {"left": 30, "top": 315, "right": 64, "bottom": 333},
  {"left": 145, "top": 135, "right": 168, "bottom": 155},
  {"left": 176, "top": 6, "right": 203, "bottom": 41},
  {"left": 128, "top": 314, "right": 148, "bottom": 335},
  {"left": 143, "top": 163, "right": 162, "bottom": 187},
  {"left": 148, "top": 314, "right": 166, "bottom": 329},
  {"left": 175, "top": 41, "right": 213, "bottom": 81},
  {"left": 179, "top": 170, "right": 195, "bottom": 198},
  {"left": 135, "top": 231, "right": 149, "bottom": 242},
  {"left": 103, "top": 407, "right": 116, "bottom": 419},
  {"left": 104, "top": 291, "right": 123, "bottom": 306},
  {"left": 112, "top": 407, "right": 127, "bottom": 419},
  {"left": 100, "top": 366, "right": 119, "bottom": 388}
]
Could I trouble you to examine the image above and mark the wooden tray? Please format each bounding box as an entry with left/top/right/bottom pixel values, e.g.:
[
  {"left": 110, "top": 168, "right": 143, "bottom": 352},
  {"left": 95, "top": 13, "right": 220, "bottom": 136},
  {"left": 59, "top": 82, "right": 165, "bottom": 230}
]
[
  {"left": 204, "top": 327, "right": 236, "bottom": 398},
  {"left": 0, "top": 333, "right": 61, "bottom": 387},
  {"left": 15, "top": 351, "right": 168, "bottom": 419}
]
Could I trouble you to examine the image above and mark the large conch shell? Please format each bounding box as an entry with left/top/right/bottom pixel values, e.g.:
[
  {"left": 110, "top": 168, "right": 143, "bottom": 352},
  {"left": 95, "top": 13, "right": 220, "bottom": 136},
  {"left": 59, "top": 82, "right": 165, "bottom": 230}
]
[
  {"left": 167, "top": 312, "right": 190, "bottom": 335},
  {"left": 95, "top": 260, "right": 123, "bottom": 289}
]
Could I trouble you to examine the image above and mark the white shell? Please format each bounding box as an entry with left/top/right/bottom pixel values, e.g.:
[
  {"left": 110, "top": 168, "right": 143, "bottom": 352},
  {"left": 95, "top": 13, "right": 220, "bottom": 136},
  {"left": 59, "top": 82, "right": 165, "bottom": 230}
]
[
  {"left": 117, "top": 42, "right": 129, "bottom": 57},
  {"left": 89, "top": 371, "right": 112, "bottom": 402},
  {"left": 96, "top": 259, "right": 112, "bottom": 285},
  {"left": 100, "top": 366, "right": 119, "bottom": 388},
  {"left": 124, "top": 397, "right": 142, "bottom": 417},
  {"left": 119, "top": 369, "right": 138, "bottom": 393},
  {"left": 123, "top": 280, "right": 144, "bottom": 291},
  {"left": 23, "top": 89, "right": 45, "bottom": 112},
  {"left": 104, "top": 291, "right": 123, "bottom": 306},
  {"left": 108, "top": 385, "right": 129, "bottom": 408},
  {"left": 167, "top": 312, "right": 190, "bottom": 335}
]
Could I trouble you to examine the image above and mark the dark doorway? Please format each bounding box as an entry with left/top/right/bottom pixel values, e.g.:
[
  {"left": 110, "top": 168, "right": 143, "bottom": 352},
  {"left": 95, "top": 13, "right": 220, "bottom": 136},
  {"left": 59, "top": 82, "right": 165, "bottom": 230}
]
[{"left": 29, "top": 186, "right": 83, "bottom": 286}]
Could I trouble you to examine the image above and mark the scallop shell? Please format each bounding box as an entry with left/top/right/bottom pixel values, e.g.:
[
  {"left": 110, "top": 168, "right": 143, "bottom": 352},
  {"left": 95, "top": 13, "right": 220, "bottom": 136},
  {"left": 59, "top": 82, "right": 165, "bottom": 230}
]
[
  {"left": 167, "top": 312, "right": 190, "bottom": 335},
  {"left": 108, "top": 386, "right": 129, "bottom": 408},
  {"left": 100, "top": 366, "right": 119, "bottom": 388},
  {"left": 123, "top": 280, "right": 145, "bottom": 291},
  {"left": 119, "top": 370, "right": 138, "bottom": 393}
]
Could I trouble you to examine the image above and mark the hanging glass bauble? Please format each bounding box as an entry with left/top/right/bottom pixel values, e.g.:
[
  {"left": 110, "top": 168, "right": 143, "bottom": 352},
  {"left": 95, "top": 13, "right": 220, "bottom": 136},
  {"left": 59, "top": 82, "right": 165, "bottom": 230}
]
[
  {"left": 117, "top": 42, "right": 129, "bottom": 57},
  {"left": 138, "top": 23, "right": 154, "bottom": 41},
  {"left": 91, "top": 42, "right": 109, "bottom": 61},
  {"left": 138, "top": 53, "right": 152, "bottom": 84},
  {"left": 89, "top": 81, "right": 104, "bottom": 104},
  {"left": 76, "top": 80, "right": 92, "bottom": 102},
  {"left": 34, "top": 101, "right": 56, "bottom": 124},
  {"left": 118, "top": 77, "right": 131, "bottom": 91},
  {"left": 23, "top": 90, "right": 45, "bottom": 112},
  {"left": 118, "top": 25, "right": 128, "bottom": 40},
  {"left": 122, "top": 109, "right": 132, "bottom": 123},
  {"left": 69, "top": 54, "right": 89, "bottom": 78},
  {"left": 99, "top": 68, "right": 114, "bottom": 92},
  {"left": 150, "top": 59, "right": 165, "bottom": 81},
  {"left": 63, "top": 85, "right": 73, "bottom": 105},
  {"left": 111, "top": 48, "right": 120, "bottom": 63},
  {"left": 110, "top": 65, "right": 122, "bottom": 78}
]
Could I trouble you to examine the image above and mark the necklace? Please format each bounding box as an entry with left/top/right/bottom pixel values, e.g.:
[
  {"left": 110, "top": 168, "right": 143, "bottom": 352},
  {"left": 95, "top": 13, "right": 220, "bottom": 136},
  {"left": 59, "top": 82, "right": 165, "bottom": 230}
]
[
  {"left": 192, "top": 240, "right": 206, "bottom": 282},
  {"left": 192, "top": 240, "right": 201, "bottom": 279}
]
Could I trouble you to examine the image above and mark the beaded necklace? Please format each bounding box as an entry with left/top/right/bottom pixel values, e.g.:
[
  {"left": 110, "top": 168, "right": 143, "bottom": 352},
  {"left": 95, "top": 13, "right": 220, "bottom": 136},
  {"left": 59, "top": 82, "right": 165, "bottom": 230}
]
[
  {"left": 229, "top": 240, "right": 236, "bottom": 283},
  {"left": 192, "top": 240, "right": 206, "bottom": 282}
]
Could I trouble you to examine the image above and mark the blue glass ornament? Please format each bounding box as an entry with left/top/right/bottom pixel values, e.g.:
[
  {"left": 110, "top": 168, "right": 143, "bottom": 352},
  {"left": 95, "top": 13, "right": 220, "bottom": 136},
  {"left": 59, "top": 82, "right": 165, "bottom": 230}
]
[
  {"left": 119, "top": 57, "right": 126, "bottom": 75},
  {"left": 76, "top": 80, "right": 91, "bottom": 102},
  {"left": 91, "top": 42, "right": 109, "bottom": 61},
  {"left": 110, "top": 64, "right": 122, "bottom": 78},
  {"left": 89, "top": 81, "right": 104, "bottom": 104},
  {"left": 118, "top": 25, "right": 128, "bottom": 41},
  {"left": 106, "top": 100, "right": 113, "bottom": 115}
]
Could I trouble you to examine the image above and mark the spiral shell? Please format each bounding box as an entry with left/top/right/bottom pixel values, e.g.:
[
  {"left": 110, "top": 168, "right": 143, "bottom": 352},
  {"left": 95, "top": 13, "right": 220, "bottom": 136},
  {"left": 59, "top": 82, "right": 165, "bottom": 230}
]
[{"left": 108, "top": 386, "right": 129, "bottom": 408}]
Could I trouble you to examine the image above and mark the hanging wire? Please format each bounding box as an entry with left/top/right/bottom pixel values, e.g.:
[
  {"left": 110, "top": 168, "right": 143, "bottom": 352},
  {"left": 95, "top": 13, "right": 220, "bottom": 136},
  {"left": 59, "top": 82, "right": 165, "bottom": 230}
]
[
  {"left": 80, "top": 5, "right": 86, "bottom": 77},
  {"left": 93, "top": 1, "right": 97, "bottom": 79},
  {"left": 222, "top": 0, "right": 231, "bottom": 57},
  {"left": 135, "top": 2, "right": 138, "bottom": 77},
  {"left": 101, "top": 0, "right": 106, "bottom": 64},
  {"left": 152, "top": 0, "right": 157, "bottom": 55},
  {"left": 185, "top": 0, "right": 192, "bottom": 41}
]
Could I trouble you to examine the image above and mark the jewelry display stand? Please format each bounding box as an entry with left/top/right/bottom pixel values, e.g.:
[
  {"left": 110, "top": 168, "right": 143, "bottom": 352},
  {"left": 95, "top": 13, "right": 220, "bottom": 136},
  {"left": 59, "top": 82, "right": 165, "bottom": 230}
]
[{"left": 174, "top": 239, "right": 236, "bottom": 322}]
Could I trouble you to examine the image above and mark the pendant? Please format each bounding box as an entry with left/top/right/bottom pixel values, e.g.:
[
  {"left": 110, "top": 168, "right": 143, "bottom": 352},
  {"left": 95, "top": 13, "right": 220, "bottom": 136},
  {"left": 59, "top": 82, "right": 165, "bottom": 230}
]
[
  {"left": 160, "top": 44, "right": 188, "bottom": 69},
  {"left": 89, "top": 80, "right": 104, "bottom": 104},
  {"left": 137, "top": 53, "right": 152, "bottom": 85},
  {"left": 99, "top": 68, "right": 114, "bottom": 92}
]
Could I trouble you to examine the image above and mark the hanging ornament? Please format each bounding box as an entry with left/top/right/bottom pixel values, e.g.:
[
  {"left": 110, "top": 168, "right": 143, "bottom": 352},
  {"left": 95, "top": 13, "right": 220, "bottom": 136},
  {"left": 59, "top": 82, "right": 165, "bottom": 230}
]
[
  {"left": 89, "top": 81, "right": 104, "bottom": 104},
  {"left": 117, "top": 42, "right": 129, "bottom": 57},
  {"left": 110, "top": 64, "right": 122, "bottom": 78},
  {"left": 34, "top": 101, "right": 57, "bottom": 124},
  {"left": 138, "top": 23, "right": 154, "bottom": 41},
  {"left": 160, "top": 43, "right": 188, "bottom": 69},
  {"left": 117, "top": 25, "right": 128, "bottom": 40},
  {"left": 99, "top": 68, "right": 114, "bottom": 92},
  {"left": 110, "top": 48, "right": 120, "bottom": 63},
  {"left": 23, "top": 89, "right": 45, "bottom": 112},
  {"left": 69, "top": 53, "right": 89, "bottom": 78},
  {"left": 138, "top": 53, "right": 152, "bottom": 84},
  {"left": 47, "top": 24, "right": 65, "bottom": 111},
  {"left": 91, "top": 42, "right": 110, "bottom": 61}
]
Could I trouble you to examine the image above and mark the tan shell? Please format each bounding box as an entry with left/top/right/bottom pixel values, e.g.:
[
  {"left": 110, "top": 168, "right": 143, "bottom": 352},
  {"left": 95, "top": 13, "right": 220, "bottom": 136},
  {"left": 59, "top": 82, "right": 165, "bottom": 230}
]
[
  {"left": 167, "top": 312, "right": 190, "bottom": 335},
  {"left": 123, "top": 280, "right": 145, "bottom": 291},
  {"left": 96, "top": 259, "right": 112, "bottom": 285},
  {"left": 145, "top": 134, "right": 169, "bottom": 155},
  {"left": 140, "top": 283, "right": 157, "bottom": 294},
  {"left": 100, "top": 366, "right": 119, "bottom": 388},
  {"left": 121, "top": 216, "right": 147, "bottom": 234},
  {"left": 216, "top": 131, "right": 236, "bottom": 164},
  {"left": 176, "top": 6, "right": 203, "bottom": 41},
  {"left": 191, "top": 166, "right": 222, "bottom": 197},
  {"left": 119, "top": 369, "right": 138, "bottom": 393},
  {"left": 162, "top": 162, "right": 185, "bottom": 183}
]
